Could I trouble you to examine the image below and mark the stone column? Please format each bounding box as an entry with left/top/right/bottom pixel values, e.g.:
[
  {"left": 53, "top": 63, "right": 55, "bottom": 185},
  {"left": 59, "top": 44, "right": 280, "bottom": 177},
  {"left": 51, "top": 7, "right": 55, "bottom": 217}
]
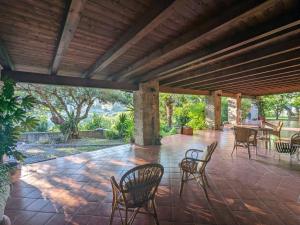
[
  {"left": 133, "top": 80, "right": 160, "bottom": 146},
  {"left": 205, "top": 90, "right": 222, "bottom": 130},
  {"left": 228, "top": 93, "right": 242, "bottom": 125}
]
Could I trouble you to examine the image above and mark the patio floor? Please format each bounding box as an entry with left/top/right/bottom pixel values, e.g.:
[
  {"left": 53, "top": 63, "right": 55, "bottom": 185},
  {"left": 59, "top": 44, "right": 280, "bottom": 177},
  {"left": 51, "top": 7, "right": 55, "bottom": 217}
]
[{"left": 5, "top": 130, "right": 300, "bottom": 225}]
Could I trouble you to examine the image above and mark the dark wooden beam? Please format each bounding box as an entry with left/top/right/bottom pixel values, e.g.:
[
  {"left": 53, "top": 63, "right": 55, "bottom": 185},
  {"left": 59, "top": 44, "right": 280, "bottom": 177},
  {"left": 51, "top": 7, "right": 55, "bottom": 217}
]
[
  {"left": 1, "top": 70, "right": 138, "bottom": 91},
  {"left": 112, "top": 0, "right": 267, "bottom": 81},
  {"left": 159, "top": 86, "right": 210, "bottom": 96},
  {"left": 82, "top": 0, "right": 177, "bottom": 79},
  {"left": 211, "top": 82, "right": 300, "bottom": 96},
  {"left": 49, "top": 0, "right": 87, "bottom": 75},
  {"left": 159, "top": 86, "right": 255, "bottom": 98},
  {"left": 161, "top": 28, "right": 300, "bottom": 86},
  {"left": 192, "top": 66, "right": 300, "bottom": 90},
  {"left": 215, "top": 79, "right": 300, "bottom": 95},
  {"left": 0, "top": 39, "right": 14, "bottom": 70},
  {"left": 183, "top": 55, "right": 300, "bottom": 88},
  {"left": 140, "top": 19, "right": 300, "bottom": 83}
]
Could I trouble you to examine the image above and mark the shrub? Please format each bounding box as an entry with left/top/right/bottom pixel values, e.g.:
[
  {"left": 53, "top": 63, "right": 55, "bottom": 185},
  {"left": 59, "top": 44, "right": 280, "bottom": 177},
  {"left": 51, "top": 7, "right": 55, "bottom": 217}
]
[
  {"left": 34, "top": 121, "right": 49, "bottom": 132},
  {"left": 187, "top": 102, "right": 206, "bottom": 129},
  {"left": 174, "top": 106, "right": 191, "bottom": 127},
  {"left": 81, "top": 114, "right": 112, "bottom": 130}
]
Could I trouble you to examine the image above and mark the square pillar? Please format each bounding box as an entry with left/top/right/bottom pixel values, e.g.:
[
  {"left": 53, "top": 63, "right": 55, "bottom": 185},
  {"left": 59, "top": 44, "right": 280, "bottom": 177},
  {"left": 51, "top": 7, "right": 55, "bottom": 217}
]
[
  {"left": 228, "top": 93, "right": 242, "bottom": 125},
  {"left": 133, "top": 80, "right": 160, "bottom": 146},
  {"left": 205, "top": 90, "right": 222, "bottom": 130}
]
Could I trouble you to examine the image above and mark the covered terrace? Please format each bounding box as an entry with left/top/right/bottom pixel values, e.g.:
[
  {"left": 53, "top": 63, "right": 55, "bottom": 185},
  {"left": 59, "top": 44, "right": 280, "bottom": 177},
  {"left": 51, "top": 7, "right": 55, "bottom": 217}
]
[{"left": 0, "top": 0, "right": 300, "bottom": 224}]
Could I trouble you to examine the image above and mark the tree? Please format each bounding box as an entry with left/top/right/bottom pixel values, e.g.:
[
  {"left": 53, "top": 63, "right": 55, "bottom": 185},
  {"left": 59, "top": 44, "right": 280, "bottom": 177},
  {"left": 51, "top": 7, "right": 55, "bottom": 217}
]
[
  {"left": 19, "top": 84, "right": 132, "bottom": 140},
  {"left": 261, "top": 94, "right": 289, "bottom": 119},
  {"left": 160, "top": 94, "right": 175, "bottom": 127}
]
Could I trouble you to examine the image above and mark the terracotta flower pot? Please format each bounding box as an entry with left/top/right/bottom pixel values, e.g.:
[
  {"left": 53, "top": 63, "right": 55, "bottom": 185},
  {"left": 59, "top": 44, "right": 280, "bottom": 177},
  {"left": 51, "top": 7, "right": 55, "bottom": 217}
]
[{"left": 181, "top": 126, "right": 193, "bottom": 135}]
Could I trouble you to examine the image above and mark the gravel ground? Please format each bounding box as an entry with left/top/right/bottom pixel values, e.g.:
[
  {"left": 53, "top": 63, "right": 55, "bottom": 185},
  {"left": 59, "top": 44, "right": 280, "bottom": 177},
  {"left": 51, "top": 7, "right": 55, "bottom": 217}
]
[{"left": 17, "top": 138, "right": 124, "bottom": 164}]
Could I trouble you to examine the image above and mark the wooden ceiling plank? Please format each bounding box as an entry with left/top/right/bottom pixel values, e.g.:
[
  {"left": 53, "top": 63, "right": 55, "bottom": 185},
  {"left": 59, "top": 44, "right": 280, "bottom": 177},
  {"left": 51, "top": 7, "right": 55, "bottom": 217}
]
[
  {"left": 0, "top": 39, "right": 14, "bottom": 70},
  {"left": 140, "top": 19, "right": 300, "bottom": 83},
  {"left": 161, "top": 28, "right": 300, "bottom": 86},
  {"left": 1, "top": 70, "right": 138, "bottom": 91},
  {"left": 220, "top": 82, "right": 300, "bottom": 96},
  {"left": 82, "top": 0, "right": 177, "bottom": 79},
  {"left": 193, "top": 66, "right": 300, "bottom": 90},
  {"left": 112, "top": 0, "right": 267, "bottom": 81},
  {"left": 49, "top": 0, "right": 87, "bottom": 75},
  {"left": 185, "top": 57, "right": 300, "bottom": 89},
  {"left": 208, "top": 77, "right": 300, "bottom": 91}
]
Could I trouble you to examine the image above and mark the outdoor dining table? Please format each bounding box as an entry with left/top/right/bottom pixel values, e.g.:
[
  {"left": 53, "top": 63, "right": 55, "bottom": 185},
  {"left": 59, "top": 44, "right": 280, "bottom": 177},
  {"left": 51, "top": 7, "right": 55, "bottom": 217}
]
[{"left": 236, "top": 124, "right": 273, "bottom": 150}]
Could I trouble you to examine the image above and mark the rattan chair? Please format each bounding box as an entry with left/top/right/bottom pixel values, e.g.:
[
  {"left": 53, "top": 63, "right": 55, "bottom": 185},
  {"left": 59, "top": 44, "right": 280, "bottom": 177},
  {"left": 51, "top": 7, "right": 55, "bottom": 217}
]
[
  {"left": 232, "top": 126, "right": 258, "bottom": 159},
  {"left": 109, "top": 163, "right": 164, "bottom": 225},
  {"left": 275, "top": 141, "right": 298, "bottom": 163},
  {"left": 291, "top": 133, "right": 300, "bottom": 160},
  {"left": 179, "top": 142, "right": 217, "bottom": 200}
]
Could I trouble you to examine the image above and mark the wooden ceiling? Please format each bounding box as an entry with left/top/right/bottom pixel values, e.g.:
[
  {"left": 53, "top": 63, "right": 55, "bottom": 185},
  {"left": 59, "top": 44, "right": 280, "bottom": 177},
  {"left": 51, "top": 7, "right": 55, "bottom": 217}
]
[{"left": 0, "top": 0, "right": 300, "bottom": 95}]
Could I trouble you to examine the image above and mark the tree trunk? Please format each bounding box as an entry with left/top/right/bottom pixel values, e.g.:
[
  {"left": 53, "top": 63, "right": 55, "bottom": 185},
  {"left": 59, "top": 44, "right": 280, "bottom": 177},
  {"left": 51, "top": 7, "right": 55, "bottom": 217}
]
[{"left": 166, "top": 103, "right": 173, "bottom": 127}]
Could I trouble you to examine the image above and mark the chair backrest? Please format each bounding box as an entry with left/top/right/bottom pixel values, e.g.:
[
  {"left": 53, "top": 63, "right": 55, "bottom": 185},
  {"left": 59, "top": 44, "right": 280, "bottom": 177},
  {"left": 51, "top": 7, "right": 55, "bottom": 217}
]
[
  {"left": 275, "top": 121, "right": 283, "bottom": 132},
  {"left": 234, "top": 127, "right": 256, "bottom": 143},
  {"left": 291, "top": 132, "right": 300, "bottom": 145},
  {"left": 119, "top": 163, "right": 164, "bottom": 207},
  {"left": 275, "top": 141, "right": 297, "bottom": 155},
  {"left": 198, "top": 142, "right": 218, "bottom": 173}
]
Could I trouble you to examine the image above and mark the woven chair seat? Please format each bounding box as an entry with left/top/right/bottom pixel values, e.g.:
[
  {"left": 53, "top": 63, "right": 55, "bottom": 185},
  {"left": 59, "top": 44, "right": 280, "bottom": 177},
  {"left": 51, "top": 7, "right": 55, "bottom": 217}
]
[{"left": 180, "top": 159, "right": 199, "bottom": 173}]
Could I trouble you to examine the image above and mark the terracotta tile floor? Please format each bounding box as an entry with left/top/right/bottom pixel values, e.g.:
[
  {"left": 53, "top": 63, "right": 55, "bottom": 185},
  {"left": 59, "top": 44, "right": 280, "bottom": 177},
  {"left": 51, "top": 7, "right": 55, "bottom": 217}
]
[{"left": 5, "top": 130, "right": 300, "bottom": 225}]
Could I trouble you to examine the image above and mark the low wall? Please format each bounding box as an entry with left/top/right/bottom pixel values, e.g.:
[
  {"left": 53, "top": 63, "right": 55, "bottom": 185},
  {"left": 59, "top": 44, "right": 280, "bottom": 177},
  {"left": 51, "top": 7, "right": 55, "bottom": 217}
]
[{"left": 20, "top": 129, "right": 107, "bottom": 144}]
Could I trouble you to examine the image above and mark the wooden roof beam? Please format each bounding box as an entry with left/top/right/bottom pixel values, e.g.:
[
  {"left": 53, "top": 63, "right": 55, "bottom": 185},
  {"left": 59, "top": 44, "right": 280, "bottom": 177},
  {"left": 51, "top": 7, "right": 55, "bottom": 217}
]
[
  {"left": 159, "top": 86, "right": 256, "bottom": 98},
  {"left": 0, "top": 39, "right": 14, "bottom": 70},
  {"left": 138, "top": 19, "right": 300, "bottom": 83},
  {"left": 112, "top": 0, "right": 267, "bottom": 81},
  {"left": 180, "top": 50, "right": 300, "bottom": 88},
  {"left": 82, "top": 0, "right": 177, "bottom": 79},
  {"left": 161, "top": 28, "right": 300, "bottom": 87},
  {"left": 1, "top": 70, "right": 138, "bottom": 91},
  {"left": 49, "top": 0, "right": 87, "bottom": 75},
  {"left": 192, "top": 66, "right": 300, "bottom": 90}
]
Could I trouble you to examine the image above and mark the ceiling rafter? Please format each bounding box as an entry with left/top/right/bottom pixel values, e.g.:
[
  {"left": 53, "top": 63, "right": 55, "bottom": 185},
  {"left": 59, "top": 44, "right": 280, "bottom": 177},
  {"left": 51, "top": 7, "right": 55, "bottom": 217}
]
[
  {"left": 82, "top": 0, "right": 177, "bottom": 79},
  {"left": 49, "top": 0, "right": 87, "bottom": 75},
  {"left": 112, "top": 0, "right": 266, "bottom": 81}
]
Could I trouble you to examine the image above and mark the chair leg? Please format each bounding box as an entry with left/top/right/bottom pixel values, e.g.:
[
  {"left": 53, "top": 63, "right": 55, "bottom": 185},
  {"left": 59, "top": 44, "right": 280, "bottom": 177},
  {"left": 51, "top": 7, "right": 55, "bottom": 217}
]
[
  {"left": 203, "top": 173, "right": 210, "bottom": 187},
  {"left": 247, "top": 146, "right": 251, "bottom": 159},
  {"left": 152, "top": 199, "right": 160, "bottom": 225},
  {"left": 197, "top": 176, "right": 209, "bottom": 201},
  {"left": 125, "top": 209, "right": 128, "bottom": 225},
  {"left": 109, "top": 204, "right": 116, "bottom": 225},
  {"left": 231, "top": 145, "right": 236, "bottom": 156},
  {"left": 179, "top": 172, "right": 185, "bottom": 196}
]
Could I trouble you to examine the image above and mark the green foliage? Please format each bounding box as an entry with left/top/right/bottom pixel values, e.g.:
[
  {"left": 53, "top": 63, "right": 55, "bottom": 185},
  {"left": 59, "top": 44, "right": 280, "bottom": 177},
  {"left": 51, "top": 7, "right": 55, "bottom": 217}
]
[
  {"left": 80, "top": 113, "right": 112, "bottom": 130},
  {"left": 0, "top": 78, "right": 37, "bottom": 162},
  {"left": 174, "top": 106, "right": 191, "bottom": 127},
  {"left": 105, "top": 113, "right": 134, "bottom": 143},
  {"left": 34, "top": 121, "right": 49, "bottom": 132},
  {"left": 221, "top": 97, "right": 228, "bottom": 123},
  {"left": 241, "top": 98, "right": 252, "bottom": 120},
  {"left": 160, "top": 122, "right": 177, "bottom": 137},
  {"left": 261, "top": 94, "right": 289, "bottom": 119},
  {"left": 187, "top": 102, "right": 206, "bottom": 129}
]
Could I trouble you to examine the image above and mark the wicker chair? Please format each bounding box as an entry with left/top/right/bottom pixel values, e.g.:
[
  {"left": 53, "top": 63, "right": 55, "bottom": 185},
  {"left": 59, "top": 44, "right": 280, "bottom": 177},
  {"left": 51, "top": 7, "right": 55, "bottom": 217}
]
[
  {"left": 179, "top": 142, "right": 217, "bottom": 200},
  {"left": 109, "top": 163, "right": 164, "bottom": 225},
  {"left": 275, "top": 141, "right": 298, "bottom": 162},
  {"left": 270, "top": 121, "right": 283, "bottom": 139},
  {"left": 232, "top": 126, "right": 258, "bottom": 159},
  {"left": 291, "top": 133, "right": 300, "bottom": 160}
]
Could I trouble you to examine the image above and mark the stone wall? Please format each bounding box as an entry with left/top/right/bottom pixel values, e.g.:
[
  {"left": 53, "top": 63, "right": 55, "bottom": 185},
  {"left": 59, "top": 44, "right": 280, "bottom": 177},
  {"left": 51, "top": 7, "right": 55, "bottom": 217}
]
[{"left": 20, "top": 129, "right": 107, "bottom": 144}]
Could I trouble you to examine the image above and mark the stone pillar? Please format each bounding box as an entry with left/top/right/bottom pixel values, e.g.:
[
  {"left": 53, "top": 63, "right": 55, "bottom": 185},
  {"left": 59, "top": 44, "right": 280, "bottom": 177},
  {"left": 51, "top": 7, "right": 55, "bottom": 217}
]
[
  {"left": 133, "top": 80, "right": 160, "bottom": 146},
  {"left": 228, "top": 93, "right": 242, "bottom": 125},
  {"left": 205, "top": 90, "right": 222, "bottom": 130}
]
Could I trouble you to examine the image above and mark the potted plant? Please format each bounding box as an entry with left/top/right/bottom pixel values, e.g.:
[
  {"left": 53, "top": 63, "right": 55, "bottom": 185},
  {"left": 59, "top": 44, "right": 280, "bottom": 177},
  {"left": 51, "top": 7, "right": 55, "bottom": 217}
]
[
  {"left": 0, "top": 78, "right": 37, "bottom": 224},
  {"left": 175, "top": 107, "right": 193, "bottom": 135}
]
